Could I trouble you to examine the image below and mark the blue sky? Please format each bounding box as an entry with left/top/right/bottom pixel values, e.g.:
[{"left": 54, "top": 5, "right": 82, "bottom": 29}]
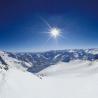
[{"left": 0, "top": 0, "right": 98, "bottom": 52}]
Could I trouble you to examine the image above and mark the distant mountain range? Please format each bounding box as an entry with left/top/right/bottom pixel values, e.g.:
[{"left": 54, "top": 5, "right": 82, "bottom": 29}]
[{"left": 0, "top": 49, "right": 98, "bottom": 73}]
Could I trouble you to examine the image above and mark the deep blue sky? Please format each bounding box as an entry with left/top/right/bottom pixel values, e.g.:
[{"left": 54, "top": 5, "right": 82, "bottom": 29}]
[{"left": 0, "top": 0, "right": 98, "bottom": 52}]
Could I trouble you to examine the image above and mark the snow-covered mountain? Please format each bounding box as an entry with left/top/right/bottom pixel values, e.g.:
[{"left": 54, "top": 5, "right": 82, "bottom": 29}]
[
  {"left": 15, "top": 49, "right": 98, "bottom": 73},
  {"left": 0, "top": 49, "right": 98, "bottom": 73},
  {"left": 0, "top": 49, "right": 98, "bottom": 98},
  {"left": 37, "top": 60, "right": 98, "bottom": 77},
  {"left": 0, "top": 51, "right": 32, "bottom": 72}
]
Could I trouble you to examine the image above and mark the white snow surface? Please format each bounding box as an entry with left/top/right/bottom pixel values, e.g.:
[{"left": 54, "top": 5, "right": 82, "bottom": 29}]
[
  {"left": 38, "top": 60, "right": 98, "bottom": 77},
  {"left": 0, "top": 60, "right": 98, "bottom": 98},
  {"left": 85, "top": 49, "right": 98, "bottom": 54}
]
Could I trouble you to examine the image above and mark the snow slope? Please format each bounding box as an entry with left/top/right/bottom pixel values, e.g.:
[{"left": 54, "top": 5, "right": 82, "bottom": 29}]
[
  {"left": 38, "top": 60, "right": 98, "bottom": 77},
  {"left": 0, "top": 50, "right": 98, "bottom": 98},
  {"left": 0, "top": 60, "right": 98, "bottom": 98},
  {"left": 0, "top": 51, "right": 32, "bottom": 71}
]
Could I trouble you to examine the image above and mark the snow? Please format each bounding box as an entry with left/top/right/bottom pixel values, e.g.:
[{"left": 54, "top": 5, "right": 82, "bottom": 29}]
[
  {"left": 85, "top": 49, "right": 98, "bottom": 54},
  {"left": 0, "top": 49, "right": 98, "bottom": 98},
  {"left": 0, "top": 51, "right": 32, "bottom": 70},
  {"left": 0, "top": 60, "right": 98, "bottom": 98},
  {"left": 38, "top": 60, "right": 98, "bottom": 77},
  {"left": 53, "top": 54, "right": 61, "bottom": 59}
]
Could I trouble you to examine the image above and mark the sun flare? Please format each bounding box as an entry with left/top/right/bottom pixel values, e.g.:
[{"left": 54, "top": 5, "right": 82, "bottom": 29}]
[{"left": 49, "top": 28, "right": 61, "bottom": 38}]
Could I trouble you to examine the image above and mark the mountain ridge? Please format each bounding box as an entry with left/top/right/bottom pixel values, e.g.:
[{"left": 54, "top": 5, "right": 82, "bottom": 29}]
[{"left": 0, "top": 49, "right": 98, "bottom": 73}]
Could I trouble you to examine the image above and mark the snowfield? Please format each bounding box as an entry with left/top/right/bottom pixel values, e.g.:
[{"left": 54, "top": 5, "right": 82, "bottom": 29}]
[
  {"left": 38, "top": 60, "right": 98, "bottom": 77},
  {"left": 0, "top": 60, "right": 98, "bottom": 98}
]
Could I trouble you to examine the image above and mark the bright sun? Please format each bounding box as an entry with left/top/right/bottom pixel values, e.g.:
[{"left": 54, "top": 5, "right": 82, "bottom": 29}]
[{"left": 49, "top": 27, "right": 61, "bottom": 38}]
